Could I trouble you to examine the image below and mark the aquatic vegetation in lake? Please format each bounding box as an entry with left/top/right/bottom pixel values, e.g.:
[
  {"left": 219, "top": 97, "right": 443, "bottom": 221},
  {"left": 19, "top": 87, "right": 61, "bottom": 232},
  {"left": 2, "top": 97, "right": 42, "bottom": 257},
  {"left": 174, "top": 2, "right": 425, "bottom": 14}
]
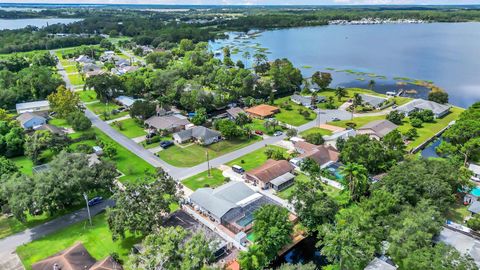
[{"left": 302, "top": 65, "right": 313, "bottom": 69}]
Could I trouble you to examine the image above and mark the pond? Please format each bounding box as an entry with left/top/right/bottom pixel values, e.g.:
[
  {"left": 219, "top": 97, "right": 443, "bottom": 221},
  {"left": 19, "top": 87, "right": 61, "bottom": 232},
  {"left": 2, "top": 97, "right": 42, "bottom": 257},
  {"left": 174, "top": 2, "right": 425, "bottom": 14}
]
[
  {"left": 210, "top": 22, "right": 480, "bottom": 108},
  {"left": 0, "top": 18, "right": 82, "bottom": 30},
  {"left": 420, "top": 138, "right": 443, "bottom": 159},
  {"left": 270, "top": 236, "right": 328, "bottom": 268}
]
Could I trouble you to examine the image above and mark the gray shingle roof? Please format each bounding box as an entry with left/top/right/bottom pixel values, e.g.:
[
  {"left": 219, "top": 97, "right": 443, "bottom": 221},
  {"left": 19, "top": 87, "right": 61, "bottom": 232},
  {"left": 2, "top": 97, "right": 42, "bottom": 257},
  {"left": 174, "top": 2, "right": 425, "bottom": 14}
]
[
  {"left": 469, "top": 201, "right": 480, "bottom": 214},
  {"left": 359, "top": 94, "right": 387, "bottom": 108},
  {"left": 145, "top": 115, "right": 190, "bottom": 130},
  {"left": 395, "top": 99, "right": 451, "bottom": 116},
  {"left": 358, "top": 120, "right": 397, "bottom": 138},
  {"left": 291, "top": 94, "right": 312, "bottom": 106},
  {"left": 190, "top": 181, "right": 257, "bottom": 219},
  {"left": 226, "top": 107, "right": 245, "bottom": 118},
  {"left": 175, "top": 126, "right": 220, "bottom": 141},
  {"left": 364, "top": 258, "right": 397, "bottom": 270},
  {"left": 16, "top": 112, "right": 46, "bottom": 126}
]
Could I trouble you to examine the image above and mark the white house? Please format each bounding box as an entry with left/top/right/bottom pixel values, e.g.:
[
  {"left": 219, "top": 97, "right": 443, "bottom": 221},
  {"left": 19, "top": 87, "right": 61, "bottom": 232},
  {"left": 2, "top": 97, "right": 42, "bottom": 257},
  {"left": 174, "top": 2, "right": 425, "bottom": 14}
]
[
  {"left": 395, "top": 99, "right": 451, "bottom": 118},
  {"left": 16, "top": 112, "right": 47, "bottom": 129},
  {"left": 16, "top": 100, "right": 50, "bottom": 114}
]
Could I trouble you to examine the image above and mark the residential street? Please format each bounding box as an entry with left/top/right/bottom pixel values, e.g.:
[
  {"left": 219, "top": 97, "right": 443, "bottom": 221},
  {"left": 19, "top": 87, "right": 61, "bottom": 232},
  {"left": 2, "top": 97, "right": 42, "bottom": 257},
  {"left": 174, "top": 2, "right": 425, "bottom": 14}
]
[{"left": 0, "top": 200, "right": 114, "bottom": 259}]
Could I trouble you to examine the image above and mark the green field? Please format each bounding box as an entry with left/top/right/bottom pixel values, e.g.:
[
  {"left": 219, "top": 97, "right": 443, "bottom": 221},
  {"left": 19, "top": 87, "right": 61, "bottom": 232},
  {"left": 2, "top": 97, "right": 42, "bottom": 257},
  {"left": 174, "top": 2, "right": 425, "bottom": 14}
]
[
  {"left": 158, "top": 137, "right": 262, "bottom": 167},
  {"left": 63, "top": 65, "right": 78, "bottom": 73},
  {"left": 226, "top": 145, "right": 287, "bottom": 171},
  {"left": 16, "top": 213, "right": 141, "bottom": 270},
  {"left": 11, "top": 156, "right": 34, "bottom": 176},
  {"left": 110, "top": 118, "right": 146, "bottom": 138},
  {"left": 67, "top": 73, "right": 85, "bottom": 86},
  {"left": 273, "top": 97, "right": 315, "bottom": 126},
  {"left": 77, "top": 90, "right": 98, "bottom": 103},
  {"left": 300, "top": 127, "right": 333, "bottom": 137},
  {"left": 48, "top": 118, "right": 71, "bottom": 128},
  {"left": 182, "top": 169, "right": 226, "bottom": 190}
]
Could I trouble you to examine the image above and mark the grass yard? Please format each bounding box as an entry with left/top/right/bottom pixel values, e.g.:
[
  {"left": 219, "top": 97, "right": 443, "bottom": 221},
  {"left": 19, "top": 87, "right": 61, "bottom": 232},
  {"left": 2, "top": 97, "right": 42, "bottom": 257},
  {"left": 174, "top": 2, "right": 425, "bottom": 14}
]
[
  {"left": 446, "top": 201, "right": 471, "bottom": 224},
  {"left": 67, "top": 73, "right": 85, "bottom": 86},
  {"left": 300, "top": 127, "right": 333, "bottom": 137},
  {"left": 158, "top": 137, "right": 261, "bottom": 167},
  {"left": 327, "top": 115, "right": 386, "bottom": 129},
  {"left": 16, "top": 213, "right": 141, "bottom": 270},
  {"left": 63, "top": 65, "right": 78, "bottom": 73},
  {"left": 110, "top": 118, "right": 146, "bottom": 139},
  {"left": 141, "top": 135, "right": 173, "bottom": 149},
  {"left": 226, "top": 145, "right": 287, "bottom": 171},
  {"left": 274, "top": 97, "right": 315, "bottom": 126},
  {"left": 181, "top": 169, "right": 226, "bottom": 190},
  {"left": 86, "top": 102, "right": 120, "bottom": 116},
  {"left": 77, "top": 90, "right": 98, "bottom": 103},
  {"left": 11, "top": 156, "right": 34, "bottom": 176},
  {"left": 48, "top": 118, "right": 71, "bottom": 128},
  {"left": 245, "top": 118, "right": 284, "bottom": 135}
]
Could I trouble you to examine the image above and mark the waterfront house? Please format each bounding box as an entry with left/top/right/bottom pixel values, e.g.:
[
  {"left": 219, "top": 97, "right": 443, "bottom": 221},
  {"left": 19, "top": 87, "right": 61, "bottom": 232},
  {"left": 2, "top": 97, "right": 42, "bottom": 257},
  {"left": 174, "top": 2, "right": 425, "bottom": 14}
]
[
  {"left": 16, "top": 100, "right": 50, "bottom": 114},
  {"left": 32, "top": 242, "right": 123, "bottom": 270},
  {"left": 357, "top": 120, "right": 397, "bottom": 140},
  {"left": 145, "top": 115, "right": 191, "bottom": 134},
  {"left": 395, "top": 99, "right": 451, "bottom": 118},
  {"left": 17, "top": 112, "right": 47, "bottom": 129},
  {"left": 226, "top": 107, "right": 246, "bottom": 120},
  {"left": 291, "top": 94, "right": 313, "bottom": 107},
  {"left": 469, "top": 163, "right": 480, "bottom": 182},
  {"left": 358, "top": 94, "right": 388, "bottom": 109},
  {"left": 245, "top": 159, "right": 295, "bottom": 190},
  {"left": 294, "top": 141, "right": 340, "bottom": 167},
  {"left": 245, "top": 104, "right": 280, "bottom": 119},
  {"left": 173, "top": 126, "right": 221, "bottom": 145}
]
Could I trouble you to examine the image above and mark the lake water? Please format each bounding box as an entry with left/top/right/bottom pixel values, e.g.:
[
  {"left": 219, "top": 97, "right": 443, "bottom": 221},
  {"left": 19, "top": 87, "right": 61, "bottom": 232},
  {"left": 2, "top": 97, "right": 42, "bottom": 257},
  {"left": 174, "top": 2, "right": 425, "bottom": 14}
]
[
  {"left": 210, "top": 23, "right": 480, "bottom": 108},
  {"left": 0, "top": 18, "right": 82, "bottom": 30}
]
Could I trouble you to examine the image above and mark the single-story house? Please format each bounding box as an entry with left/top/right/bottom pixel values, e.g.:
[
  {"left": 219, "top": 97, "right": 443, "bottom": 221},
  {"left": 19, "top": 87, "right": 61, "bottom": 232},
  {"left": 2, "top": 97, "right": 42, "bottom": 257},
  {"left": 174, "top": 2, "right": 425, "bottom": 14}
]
[
  {"left": 85, "top": 69, "right": 105, "bottom": 78},
  {"left": 357, "top": 120, "right": 398, "bottom": 140},
  {"left": 364, "top": 257, "right": 397, "bottom": 270},
  {"left": 16, "top": 100, "right": 50, "bottom": 114},
  {"left": 469, "top": 163, "right": 480, "bottom": 182},
  {"left": 294, "top": 141, "right": 340, "bottom": 167},
  {"left": 323, "top": 129, "right": 356, "bottom": 149},
  {"left": 437, "top": 227, "right": 480, "bottom": 268},
  {"left": 469, "top": 201, "right": 480, "bottom": 215},
  {"left": 173, "top": 126, "right": 221, "bottom": 145},
  {"left": 115, "top": 96, "right": 137, "bottom": 108},
  {"left": 112, "top": 65, "right": 139, "bottom": 76},
  {"left": 358, "top": 94, "right": 388, "bottom": 109},
  {"left": 226, "top": 107, "right": 245, "bottom": 120},
  {"left": 32, "top": 242, "right": 122, "bottom": 270},
  {"left": 34, "top": 124, "right": 65, "bottom": 135},
  {"left": 245, "top": 159, "right": 295, "bottom": 190},
  {"left": 395, "top": 99, "right": 451, "bottom": 118},
  {"left": 145, "top": 115, "right": 191, "bottom": 133},
  {"left": 17, "top": 112, "right": 47, "bottom": 129},
  {"left": 75, "top": 55, "right": 94, "bottom": 64},
  {"left": 189, "top": 181, "right": 278, "bottom": 233},
  {"left": 291, "top": 94, "right": 313, "bottom": 107},
  {"left": 82, "top": 63, "right": 101, "bottom": 73},
  {"left": 245, "top": 104, "right": 280, "bottom": 119}
]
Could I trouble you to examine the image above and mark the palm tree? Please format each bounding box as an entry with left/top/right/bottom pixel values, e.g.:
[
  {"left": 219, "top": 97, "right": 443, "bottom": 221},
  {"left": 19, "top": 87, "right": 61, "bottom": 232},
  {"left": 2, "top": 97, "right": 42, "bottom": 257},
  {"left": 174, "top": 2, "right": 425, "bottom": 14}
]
[
  {"left": 311, "top": 91, "right": 318, "bottom": 106},
  {"left": 335, "top": 87, "right": 347, "bottom": 102},
  {"left": 340, "top": 163, "right": 369, "bottom": 202},
  {"left": 350, "top": 93, "right": 363, "bottom": 119}
]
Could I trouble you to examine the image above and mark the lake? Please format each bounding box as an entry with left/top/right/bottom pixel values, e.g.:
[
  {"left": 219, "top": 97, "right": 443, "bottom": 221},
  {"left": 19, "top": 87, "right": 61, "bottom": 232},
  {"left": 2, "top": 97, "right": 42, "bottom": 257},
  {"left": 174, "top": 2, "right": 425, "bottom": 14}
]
[
  {"left": 0, "top": 18, "right": 82, "bottom": 30},
  {"left": 210, "top": 23, "right": 480, "bottom": 108}
]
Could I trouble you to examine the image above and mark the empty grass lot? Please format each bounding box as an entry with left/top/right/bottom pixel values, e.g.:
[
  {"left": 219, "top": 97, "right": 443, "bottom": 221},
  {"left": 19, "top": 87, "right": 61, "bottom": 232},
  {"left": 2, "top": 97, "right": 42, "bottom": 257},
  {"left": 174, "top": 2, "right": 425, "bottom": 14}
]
[
  {"left": 77, "top": 90, "right": 98, "bottom": 103},
  {"left": 300, "top": 127, "right": 333, "bottom": 137},
  {"left": 182, "top": 169, "right": 226, "bottom": 190},
  {"left": 63, "top": 65, "right": 78, "bottom": 73},
  {"left": 16, "top": 213, "right": 141, "bottom": 270},
  {"left": 273, "top": 97, "right": 315, "bottom": 126},
  {"left": 110, "top": 118, "right": 146, "bottom": 138},
  {"left": 158, "top": 137, "right": 262, "bottom": 167},
  {"left": 245, "top": 118, "right": 284, "bottom": 135},
  {"left": 226, "top": 145, "right": 287, "bottom": 171},
  {"left": 85, "top": 102, "right": 129, "bottom": 120},
  {"left": 67, "top": 73, "right": 85, "bottom": 86}
]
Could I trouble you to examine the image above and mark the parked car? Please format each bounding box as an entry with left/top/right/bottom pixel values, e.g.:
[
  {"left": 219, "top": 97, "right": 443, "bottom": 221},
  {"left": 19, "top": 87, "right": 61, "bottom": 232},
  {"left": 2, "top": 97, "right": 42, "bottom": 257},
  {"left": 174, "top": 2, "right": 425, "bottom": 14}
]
[
  {"left": 273, "top": 131, "right": 283, "bottom": 136},
  {"left": 160, "top": 140, "right": 174, "bottom": 149},
  {"left": 254, "top": 130, "right": 264, "bottom": 135},
  {"left": 146, "top": 132, "right": 157, "bottom": 139},
  {"left": 88, "top": 197, "right": 103, "bottom": 207},
  {"left": 332, "top": 117, "right": 341, "bottom": 122},
  {"left": 392, "top": 105, "right": 398, "bottom": 109},
  {"left": 232, "top": 165, "right": 245, "bottom": 174}
]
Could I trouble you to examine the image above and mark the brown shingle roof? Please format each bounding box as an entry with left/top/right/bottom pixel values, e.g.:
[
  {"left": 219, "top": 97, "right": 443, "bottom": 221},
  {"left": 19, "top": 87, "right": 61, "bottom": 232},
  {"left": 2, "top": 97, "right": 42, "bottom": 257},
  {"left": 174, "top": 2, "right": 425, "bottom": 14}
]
[
  {"left": 299, "top": 145, "right": 340, "bottom": 166},
  {"left": 245, "top": 104, "right": 279, "bottom": 118},
  {"left": 90, "top": 256, "right": 123, "bottom": 270},
  {"left": 226, "top": 107, "right": 245, "bottom": 118},
  {"left": 358, "top": 120, "right": 397, "bottom": 138},
  {"left": 31, "top": 242, "right": 96, "bottom": 270},
  {"left": 246, "top": 159, "right": 294, "bottom": 184}
]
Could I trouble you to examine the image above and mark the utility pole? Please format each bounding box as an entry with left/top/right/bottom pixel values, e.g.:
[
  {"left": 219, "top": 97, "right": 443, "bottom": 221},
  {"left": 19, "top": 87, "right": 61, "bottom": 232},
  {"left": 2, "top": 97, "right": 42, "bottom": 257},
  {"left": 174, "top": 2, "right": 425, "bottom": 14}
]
[
  {"left": 206, "top": 150, "right": 211, "bottom": 177},
  {"left": 83, "top": 193, "right": 92, "bottom": 226}
]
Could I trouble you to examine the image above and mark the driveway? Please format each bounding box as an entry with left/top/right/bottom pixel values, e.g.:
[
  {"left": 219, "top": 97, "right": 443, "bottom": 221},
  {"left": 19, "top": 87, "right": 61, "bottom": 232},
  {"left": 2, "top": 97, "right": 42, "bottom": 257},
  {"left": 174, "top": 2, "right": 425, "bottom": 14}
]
[{"left": 0, "top": 200, "right": 114, "bottom": 259}]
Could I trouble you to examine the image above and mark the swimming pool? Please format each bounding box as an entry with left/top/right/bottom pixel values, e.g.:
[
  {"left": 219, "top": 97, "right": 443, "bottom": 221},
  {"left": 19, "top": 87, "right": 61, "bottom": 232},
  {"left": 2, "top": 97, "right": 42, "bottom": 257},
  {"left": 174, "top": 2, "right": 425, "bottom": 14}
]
[
  {"left": 471, "top": 187, "right": 480, "bottom": 197},
  {"left": 236, "top": 215, "right": 254, "bottom": 227},
  {"left": 324, "top": 162, "right": 344, "bottom": 180}
]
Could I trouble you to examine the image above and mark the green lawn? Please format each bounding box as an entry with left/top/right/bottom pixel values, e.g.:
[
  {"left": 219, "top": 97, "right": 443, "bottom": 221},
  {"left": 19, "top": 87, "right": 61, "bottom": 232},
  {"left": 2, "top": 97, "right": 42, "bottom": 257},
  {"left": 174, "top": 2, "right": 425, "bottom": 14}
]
[
  {"left": 17, "top": 213, "right": 141, "bottom": 270},
  {"left": 85, "top": 102, "right": 126, "bottom": 120},
  {"left": 446, "top": 201, "right": 471, "bottom": 224},
  {"left": 327, "top": 107, "right": 463, "bottom": 151},
  {"left": 316, "top": 88, "right": 406, "bottom": 110},
  {"left": 67, "top": 73, "right": 85, "bottom": 86},
  {"left": 300, "top": 127, "right": 333, "bottom": 137},
  {"left": 63, "top": 65, "right": 78, "bottom": 73},
  {"left": 141, "top": 135, "right": 173, "bottom": 149},
  {"left": 11, "top": 156, "right": 34, "bottom": 176},
  {"left": 273, "top": 97, "right": 315, "bottom": 126},
  {"left": 245, "top": 119, "right": 284, "bottom": 135},
  {"left": 78, "top": 90, "right": 98, "bottom": 103},
  {"left": 181, "top": 169, "right": 226, "bottom": 190},
  {"left": 158, "top": 137, "right": 262, "bottom": 167},
  {"left": 48, "top": 118, "right": 71, "bottom": 128},
  {"left": 110, "top": 118, "right": 146, "bottom": 138},
  {"left": 92, "top": 128, "right": 156, "bottom": 183},
  {"left": 226, "top": 145, "right": 287, "bottom": 171}
]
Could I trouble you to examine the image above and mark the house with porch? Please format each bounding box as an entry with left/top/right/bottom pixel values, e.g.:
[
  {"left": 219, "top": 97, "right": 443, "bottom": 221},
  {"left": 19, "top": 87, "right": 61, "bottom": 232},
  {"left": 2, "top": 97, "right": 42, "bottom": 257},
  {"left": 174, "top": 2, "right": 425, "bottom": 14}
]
[
  {"left": 245, "top": 104, "right": 280, "bottom": 119},
  {"left": 245, "top": 159, "right": 295, "bottom": 191},
  {"left": 293, "top": 141, "right": 340, "bottom": 168},
  {"left": 145, "top": 115, "right": 191, "bottom": 134},
  {"left": 173, "top": 126, "right": 221, "bottom": 145},
  {"left": 358, "top": 94, "right": 388, "bottom": 109},
  {"left": 357, "top": 120, "right": 398, "bottom": 140}
]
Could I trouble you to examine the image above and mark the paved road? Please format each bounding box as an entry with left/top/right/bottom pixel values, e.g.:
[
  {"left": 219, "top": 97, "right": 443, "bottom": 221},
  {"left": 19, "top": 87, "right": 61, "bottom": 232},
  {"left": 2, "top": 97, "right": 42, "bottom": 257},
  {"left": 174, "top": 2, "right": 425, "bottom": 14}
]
[{"left": 0, "top": 200, "right": 114, "bottom": 258}]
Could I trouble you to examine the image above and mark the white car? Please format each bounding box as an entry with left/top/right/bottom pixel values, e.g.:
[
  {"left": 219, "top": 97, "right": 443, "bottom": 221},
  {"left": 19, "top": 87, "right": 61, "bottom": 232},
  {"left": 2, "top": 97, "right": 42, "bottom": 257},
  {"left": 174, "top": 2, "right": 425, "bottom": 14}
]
[{"left": 273, "top": 131, "right": 283, "bottom": 136}]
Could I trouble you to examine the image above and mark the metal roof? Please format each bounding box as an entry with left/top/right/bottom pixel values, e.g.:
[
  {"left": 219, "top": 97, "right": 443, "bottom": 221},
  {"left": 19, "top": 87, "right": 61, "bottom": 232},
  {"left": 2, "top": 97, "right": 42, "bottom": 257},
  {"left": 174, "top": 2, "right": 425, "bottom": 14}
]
[
  {"left": 270, "top": 172, "right": 295, "bottom": 187},
  {"left": 469, "top": 201, "right": 480, "bottom": 214},
  {"left": 16, "top": 100, "right": 49, "bottom": 111}
]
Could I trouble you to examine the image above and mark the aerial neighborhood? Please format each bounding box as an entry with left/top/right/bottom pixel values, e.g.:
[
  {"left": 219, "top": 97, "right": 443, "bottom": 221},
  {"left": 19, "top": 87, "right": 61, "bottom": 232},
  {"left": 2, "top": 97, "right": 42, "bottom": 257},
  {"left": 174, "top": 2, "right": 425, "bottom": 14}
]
[{"left": 0, "top": 4, "right": 480, "bottom": 270}]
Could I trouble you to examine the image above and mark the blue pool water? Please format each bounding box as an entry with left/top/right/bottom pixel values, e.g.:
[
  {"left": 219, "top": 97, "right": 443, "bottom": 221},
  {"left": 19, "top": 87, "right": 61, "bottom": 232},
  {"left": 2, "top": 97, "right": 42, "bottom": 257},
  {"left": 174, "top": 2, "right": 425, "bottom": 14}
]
[
  {"left": 471, "top": 187, "right": 480, "bottom": 197},
  {"left": 325, "top": 162, "right": 344, "bottom": 180},
  {"left": 236, "top": 215, "right": 254, "bottom": 227}
]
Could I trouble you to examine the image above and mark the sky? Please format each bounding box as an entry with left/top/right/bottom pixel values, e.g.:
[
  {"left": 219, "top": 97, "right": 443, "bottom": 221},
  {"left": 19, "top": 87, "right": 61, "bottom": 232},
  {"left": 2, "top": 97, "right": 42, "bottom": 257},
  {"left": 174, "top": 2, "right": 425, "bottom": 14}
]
[{"left": 2, "top": 0, "right": 480, "bottom": 5}]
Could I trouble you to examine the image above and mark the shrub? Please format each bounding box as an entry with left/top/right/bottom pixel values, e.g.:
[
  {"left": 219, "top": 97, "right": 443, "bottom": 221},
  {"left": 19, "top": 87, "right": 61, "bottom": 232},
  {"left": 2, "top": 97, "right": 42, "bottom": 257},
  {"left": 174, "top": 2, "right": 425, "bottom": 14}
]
[
  {"left": 75, "top": 143, "right": 93, "bottom": 154},
  {"left": 345, "top": 122, "right": 357, "bottom": 129},
  {"left": 305, "top": 133, "right": 325, "bottom": 145},
  {"left": 404, "top": 128, "right": 418, "bottom": 140},
  {"left": 386, "top": 111, "right": 405, "bottom": 125},
  {"left": 67, "top": 111, "right": 92, "bottom": 131},
  {"left": 410, "top": 118, "right": 423, "bottom": 128},
  {"left": 467, "top": 215, "right": 480, "bottom": 231}
]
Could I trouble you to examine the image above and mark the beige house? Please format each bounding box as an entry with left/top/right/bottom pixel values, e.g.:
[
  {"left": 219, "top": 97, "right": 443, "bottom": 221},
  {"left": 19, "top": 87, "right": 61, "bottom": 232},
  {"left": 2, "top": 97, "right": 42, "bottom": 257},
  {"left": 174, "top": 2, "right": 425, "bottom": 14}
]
[{"left": 357, "top": 120, "right": 398, "bottom": 140}]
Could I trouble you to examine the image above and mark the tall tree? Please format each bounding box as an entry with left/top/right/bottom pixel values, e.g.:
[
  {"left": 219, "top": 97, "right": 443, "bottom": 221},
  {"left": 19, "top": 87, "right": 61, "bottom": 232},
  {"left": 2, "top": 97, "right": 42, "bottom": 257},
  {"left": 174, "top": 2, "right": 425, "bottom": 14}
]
[
  {"left": 340, "top": 163, "right": 369, "bottom": 202},
  {"left": 312, "top": 71, "right": 332, "bottom": 91},
  {"left": 238, "top": 244, "right": 268, "bottom": 270},
  {"left": 47, "top": 85, "right": 81, "bottom": 118},
  {"left": 335, "top": 87, "right": 347, "bottom": 101}
]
